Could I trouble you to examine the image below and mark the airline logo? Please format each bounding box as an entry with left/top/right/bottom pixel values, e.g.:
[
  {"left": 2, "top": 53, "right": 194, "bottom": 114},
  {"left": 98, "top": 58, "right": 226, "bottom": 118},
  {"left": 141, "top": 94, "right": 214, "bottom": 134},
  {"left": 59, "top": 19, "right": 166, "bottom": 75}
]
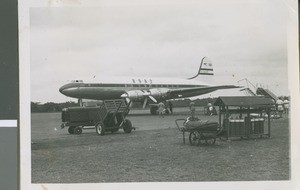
[{"left": 199, "top": 58, "right": 214, "bottom": 75}]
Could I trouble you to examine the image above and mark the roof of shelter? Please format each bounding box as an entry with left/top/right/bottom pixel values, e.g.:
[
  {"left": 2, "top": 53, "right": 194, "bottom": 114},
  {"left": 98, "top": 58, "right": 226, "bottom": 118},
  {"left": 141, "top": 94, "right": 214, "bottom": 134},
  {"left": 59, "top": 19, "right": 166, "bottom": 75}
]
[{"left": 214, "top": 96, "right": 275, "bottom": 107}]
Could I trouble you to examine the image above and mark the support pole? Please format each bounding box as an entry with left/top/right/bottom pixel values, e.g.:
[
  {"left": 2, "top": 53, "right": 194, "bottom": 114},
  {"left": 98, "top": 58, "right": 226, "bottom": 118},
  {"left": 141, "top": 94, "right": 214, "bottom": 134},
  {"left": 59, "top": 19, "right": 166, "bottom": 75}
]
[
  {"left": 268, "top": 109, "right": 271, "bottom": 138},
  {"left": 226, "top": 106, "right": 229, "bottom": 140},
  {"left": 219, "top": 106, "right": 222, "bottom": 130}
]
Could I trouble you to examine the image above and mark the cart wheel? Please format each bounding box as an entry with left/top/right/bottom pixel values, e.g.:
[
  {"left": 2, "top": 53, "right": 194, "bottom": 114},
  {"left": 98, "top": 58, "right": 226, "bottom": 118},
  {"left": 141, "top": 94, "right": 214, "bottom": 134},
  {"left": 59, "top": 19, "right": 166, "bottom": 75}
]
[
  {"left": 189, "top": 131, "right": 201, "bottom": 146},
  {"left": 205, "top": 138, "right": 216, "bottom": 145},
  {"left": 74, "top": 126, "right": 82, "bottom": 135},
  {"left": 123, "top": 119, "right": 132, "bottom": 133},
  {"left": 198, "top": 133, "right": 206, "bottom": 145},
  {"left": 68, "top": 126, "right": 75, "bottom": 134},
  {"left": 96, "top": 122, "right": 105, "bottom": 136}
]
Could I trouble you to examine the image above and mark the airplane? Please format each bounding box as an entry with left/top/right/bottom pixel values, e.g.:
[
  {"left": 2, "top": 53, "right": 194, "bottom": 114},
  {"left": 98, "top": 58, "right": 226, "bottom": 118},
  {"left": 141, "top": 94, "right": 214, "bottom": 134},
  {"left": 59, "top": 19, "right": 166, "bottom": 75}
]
[{"left": 59, "top": 57, "right": 239, "bottom": 114}]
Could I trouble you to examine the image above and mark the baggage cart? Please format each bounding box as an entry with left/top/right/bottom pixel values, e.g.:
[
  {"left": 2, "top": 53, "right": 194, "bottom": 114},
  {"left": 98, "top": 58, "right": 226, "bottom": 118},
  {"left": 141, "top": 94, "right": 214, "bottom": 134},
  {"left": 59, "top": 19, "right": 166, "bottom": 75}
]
[{"left": 61, "top": 99, "right": 134, "bottom": 135}]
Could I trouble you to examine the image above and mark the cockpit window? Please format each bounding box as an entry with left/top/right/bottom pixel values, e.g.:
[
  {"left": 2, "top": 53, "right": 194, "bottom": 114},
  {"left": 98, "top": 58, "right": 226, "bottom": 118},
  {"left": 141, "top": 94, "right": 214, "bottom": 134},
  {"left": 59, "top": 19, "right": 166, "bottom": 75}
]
[{"left": 71, "top": 80, "right": 83, "bottom": 83}]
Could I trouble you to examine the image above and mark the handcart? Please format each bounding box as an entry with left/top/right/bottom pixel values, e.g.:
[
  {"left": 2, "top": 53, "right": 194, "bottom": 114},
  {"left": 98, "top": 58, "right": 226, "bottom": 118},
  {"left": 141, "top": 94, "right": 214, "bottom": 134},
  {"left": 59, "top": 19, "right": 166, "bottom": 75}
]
[{"left": 175, "top": 117, "right": 223, "bottom": 146}]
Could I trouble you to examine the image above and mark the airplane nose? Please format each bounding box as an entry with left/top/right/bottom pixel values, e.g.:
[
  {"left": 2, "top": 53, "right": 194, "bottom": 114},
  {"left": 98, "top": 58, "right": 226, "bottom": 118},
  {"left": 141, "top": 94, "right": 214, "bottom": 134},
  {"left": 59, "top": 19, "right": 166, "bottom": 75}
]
[
  {"left": 59, "top": 86, "right": 65, "bottom": 94},
  {"left": 59, "top": 83, "right": 79, "bottom": 97}
]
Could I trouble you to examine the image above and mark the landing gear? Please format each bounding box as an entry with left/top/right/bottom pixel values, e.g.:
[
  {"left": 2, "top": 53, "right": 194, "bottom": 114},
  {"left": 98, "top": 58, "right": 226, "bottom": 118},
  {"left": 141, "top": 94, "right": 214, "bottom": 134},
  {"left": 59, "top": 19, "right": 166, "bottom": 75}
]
[{"left": 150, "top": 106, "right": 158, "bottom": 115}]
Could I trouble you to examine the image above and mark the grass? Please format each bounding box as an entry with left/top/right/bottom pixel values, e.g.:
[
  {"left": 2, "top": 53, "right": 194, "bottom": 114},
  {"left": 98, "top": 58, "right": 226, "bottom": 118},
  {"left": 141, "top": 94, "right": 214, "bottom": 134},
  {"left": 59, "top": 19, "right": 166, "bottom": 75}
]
[{"left": 31, "top": 109, "right": 290, "bottom": 183}]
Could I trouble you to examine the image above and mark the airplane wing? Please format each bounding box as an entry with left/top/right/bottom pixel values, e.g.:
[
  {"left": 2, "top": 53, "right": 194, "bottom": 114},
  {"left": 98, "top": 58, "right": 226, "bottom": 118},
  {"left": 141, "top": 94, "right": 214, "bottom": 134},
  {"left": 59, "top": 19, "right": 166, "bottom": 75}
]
[{"left": 168, "top": 85, "right": 240, "bottom": 98}]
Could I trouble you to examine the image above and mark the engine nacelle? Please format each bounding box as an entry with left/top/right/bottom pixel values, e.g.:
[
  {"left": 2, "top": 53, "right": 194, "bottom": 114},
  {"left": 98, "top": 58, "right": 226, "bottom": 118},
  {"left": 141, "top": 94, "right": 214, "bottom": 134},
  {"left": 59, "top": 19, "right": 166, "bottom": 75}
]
[
  {"left": 124, "top": 90, "right": 145, "bottom": 101},
  {"left": 149, "top": 88, "right": 170, "bottom": 99},
  {"left": 121, "top": 88, "right": 170, "bottom": 102}
]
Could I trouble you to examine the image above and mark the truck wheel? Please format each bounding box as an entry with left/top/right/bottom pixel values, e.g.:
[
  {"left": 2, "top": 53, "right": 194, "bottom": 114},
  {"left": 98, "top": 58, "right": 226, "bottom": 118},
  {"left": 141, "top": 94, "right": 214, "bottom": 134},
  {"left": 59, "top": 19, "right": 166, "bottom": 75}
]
[
  {"left": 96, "top": 122, "right": 105, "bottom": 136},
  {"left": 74, "top": 126, "right": 82, "bottom": 135},
  {"left": 123, "top": 119, "right": 132, "bottom": 133},
  {"left": 68, "top": 126, "right": 75, "bottom": 134}
]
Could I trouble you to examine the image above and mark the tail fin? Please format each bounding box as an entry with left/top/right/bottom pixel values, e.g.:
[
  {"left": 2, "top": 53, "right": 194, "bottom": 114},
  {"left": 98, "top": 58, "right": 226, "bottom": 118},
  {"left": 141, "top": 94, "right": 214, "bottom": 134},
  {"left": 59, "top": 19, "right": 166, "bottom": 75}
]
[{"left": 187, "top": 57, "right": 214, "bottom": 80}]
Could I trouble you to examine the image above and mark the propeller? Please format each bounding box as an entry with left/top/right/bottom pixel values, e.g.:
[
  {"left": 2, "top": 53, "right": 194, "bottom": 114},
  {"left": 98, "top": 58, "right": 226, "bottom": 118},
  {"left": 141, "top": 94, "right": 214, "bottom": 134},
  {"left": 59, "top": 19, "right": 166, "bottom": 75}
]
[
  {"left": 121, "top": 94, "right": 133, "bottom": 108},
  {"left": 142, "top": 98, "right": 148, "bottom": 109},
  {"left": 78, "top": 98, "right": 83, "bottom": 107},
  {"left": 148, "top": 95, "right": 157, "bottom": 103}
]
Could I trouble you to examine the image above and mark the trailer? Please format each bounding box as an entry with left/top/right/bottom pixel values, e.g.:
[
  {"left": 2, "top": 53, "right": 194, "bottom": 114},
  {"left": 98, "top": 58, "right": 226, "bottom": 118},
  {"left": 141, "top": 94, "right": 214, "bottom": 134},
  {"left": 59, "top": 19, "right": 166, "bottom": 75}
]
[
  {"left": 61, "top": 99, "right": 134, "bottom": 135},
  {"left": 175, "top": 117, "right": 223, "bottom": 146}
]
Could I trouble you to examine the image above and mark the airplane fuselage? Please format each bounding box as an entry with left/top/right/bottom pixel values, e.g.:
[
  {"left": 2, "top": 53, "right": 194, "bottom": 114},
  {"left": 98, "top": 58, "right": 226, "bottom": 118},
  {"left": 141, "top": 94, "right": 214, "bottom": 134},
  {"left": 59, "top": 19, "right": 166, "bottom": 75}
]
[{"left": 59, "top": 77, "right": 210, "bottom": 102}]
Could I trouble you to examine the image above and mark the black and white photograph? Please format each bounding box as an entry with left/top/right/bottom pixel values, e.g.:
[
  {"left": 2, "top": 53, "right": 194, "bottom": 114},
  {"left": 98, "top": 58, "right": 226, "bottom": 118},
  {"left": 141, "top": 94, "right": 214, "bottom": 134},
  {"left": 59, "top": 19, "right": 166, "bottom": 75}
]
[{"left": 19, "top": 0, "right": 299, "bottom": 189}]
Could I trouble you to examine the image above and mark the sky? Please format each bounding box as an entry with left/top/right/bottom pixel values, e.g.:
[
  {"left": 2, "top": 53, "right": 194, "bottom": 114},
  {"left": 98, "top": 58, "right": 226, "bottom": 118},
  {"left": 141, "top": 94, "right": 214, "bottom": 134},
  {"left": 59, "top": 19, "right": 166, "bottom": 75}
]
[{"left": 30, "top": 0, "right": 289, "bottom": 103}]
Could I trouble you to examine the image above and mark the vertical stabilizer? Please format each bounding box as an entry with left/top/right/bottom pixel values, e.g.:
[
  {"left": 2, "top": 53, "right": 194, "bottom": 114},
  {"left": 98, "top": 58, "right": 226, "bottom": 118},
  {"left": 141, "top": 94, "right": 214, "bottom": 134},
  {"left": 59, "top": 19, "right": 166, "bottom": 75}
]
[{"left": 188, "top": 57, "right": 214, "bottom": 80}]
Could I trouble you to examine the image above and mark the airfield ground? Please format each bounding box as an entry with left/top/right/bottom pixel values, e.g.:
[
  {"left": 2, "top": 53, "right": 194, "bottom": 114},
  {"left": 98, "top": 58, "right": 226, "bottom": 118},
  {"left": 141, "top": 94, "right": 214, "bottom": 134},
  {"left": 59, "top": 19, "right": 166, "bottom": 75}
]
[{"left": 31, "top": 107, "right": 290, "bottom": 183}]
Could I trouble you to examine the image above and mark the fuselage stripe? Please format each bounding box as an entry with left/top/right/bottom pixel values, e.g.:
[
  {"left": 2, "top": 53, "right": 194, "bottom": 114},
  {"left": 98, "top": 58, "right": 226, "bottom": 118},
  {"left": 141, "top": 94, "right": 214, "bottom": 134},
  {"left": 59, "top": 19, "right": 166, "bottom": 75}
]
[
  {"left": 200, "top": 68, "right": 213, "bottom": 71},
  {"left": 79, "top": 83, "right": 207, "bottom": 88}
]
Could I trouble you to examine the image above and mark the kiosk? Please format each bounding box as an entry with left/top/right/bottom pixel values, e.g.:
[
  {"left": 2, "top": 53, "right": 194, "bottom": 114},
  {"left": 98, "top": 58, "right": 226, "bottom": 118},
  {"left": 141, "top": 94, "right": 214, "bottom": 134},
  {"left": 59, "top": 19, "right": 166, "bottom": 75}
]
[{"left": 214, "top": 96, "right": 275, "bottom": 140}]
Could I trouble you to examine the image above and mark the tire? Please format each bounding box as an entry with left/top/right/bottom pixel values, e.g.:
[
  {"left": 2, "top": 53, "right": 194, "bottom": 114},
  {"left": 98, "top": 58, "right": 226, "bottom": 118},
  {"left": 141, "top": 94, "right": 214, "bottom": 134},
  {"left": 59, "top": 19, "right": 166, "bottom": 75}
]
[
  {"left": 95, "top": 122, "right": 105, "bottom": 136},
  {"left": 123, "top": 119, "right": 132, "bottom": 133},
  {"left": 150, "top": 106, "right": 158, "bottom": 115},
  {"left": 74, "top": 126, "right": 83, "bottom": 135},
  {"left": 189, "top": 131, "right": 201, "bottom": 146},
  {"left": 68, "top": 126, "right": 75, "bottom": 134}
]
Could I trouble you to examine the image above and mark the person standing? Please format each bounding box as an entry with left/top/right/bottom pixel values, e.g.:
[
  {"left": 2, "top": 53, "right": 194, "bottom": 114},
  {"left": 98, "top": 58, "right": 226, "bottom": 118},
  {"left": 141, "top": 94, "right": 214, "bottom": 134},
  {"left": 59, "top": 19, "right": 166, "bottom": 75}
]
[
  {"left": 283, "top": 98, "right": 289, "bottom": 114},
  {"left": 189, "top": 102, "right": 196, "bottom": 118},
  {"left": 158, "top": 102, "right": 165, "bottom": 118},
  {"left": 276, "top": 98, "right": 284, "bottom": 118},
  {"left": 168, "top": 101, "right": 173, "bottom": 114},
  {"left": 207, "top": 102, "right": 213, "bottom": 116}
]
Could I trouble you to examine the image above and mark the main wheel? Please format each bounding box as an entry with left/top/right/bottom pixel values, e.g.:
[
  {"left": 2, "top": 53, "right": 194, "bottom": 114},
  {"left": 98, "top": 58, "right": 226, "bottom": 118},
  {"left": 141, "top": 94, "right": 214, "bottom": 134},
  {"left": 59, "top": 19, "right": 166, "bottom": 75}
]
[
  {"left": 123, "top": 119, "right": 132, "bottom": 133},
  {"left": 74, "top": 126, "right": 83, "bottom": 135},
  {"left": 150, "top": 106, "right": 158, "bottom": 115},
  {"left": 95, "top": 122, "right": 105, "bottom": 136},
  {"left": 189, "top": 131, "right": 201, "bottom": 146},
  {"left": 68, "top": 126, "right": 75, "bottom": 134}
]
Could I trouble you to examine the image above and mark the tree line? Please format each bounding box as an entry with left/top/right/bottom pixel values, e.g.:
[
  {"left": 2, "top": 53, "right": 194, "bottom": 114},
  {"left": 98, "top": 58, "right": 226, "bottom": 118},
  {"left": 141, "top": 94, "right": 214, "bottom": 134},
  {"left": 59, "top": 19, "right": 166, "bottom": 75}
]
[
  {"left": 31, "top": 98, "right": 217, "bottom": 113},
  {"left": 31, "top": 101, "right": 79, "bottom": 113}
]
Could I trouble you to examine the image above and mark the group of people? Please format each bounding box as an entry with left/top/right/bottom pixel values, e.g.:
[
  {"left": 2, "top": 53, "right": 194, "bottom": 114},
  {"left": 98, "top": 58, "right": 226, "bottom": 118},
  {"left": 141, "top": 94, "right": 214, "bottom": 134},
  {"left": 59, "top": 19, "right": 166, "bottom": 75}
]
[
  {"left": 157, "top": 101, "right": 173, "bottom": 118},
  {"left": 158, "top": 101, "right": 215, "bottom": 118},
  {"left": 276, "top": 97, "right": 289, "bottom": 118}
]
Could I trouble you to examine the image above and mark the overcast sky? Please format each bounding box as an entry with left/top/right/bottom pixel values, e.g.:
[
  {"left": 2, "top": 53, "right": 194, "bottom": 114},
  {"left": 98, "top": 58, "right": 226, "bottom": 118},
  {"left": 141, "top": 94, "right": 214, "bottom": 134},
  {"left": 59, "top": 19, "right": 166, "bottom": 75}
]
[{"left": 30, "top": 0, "right": 289, "bottom": 103}]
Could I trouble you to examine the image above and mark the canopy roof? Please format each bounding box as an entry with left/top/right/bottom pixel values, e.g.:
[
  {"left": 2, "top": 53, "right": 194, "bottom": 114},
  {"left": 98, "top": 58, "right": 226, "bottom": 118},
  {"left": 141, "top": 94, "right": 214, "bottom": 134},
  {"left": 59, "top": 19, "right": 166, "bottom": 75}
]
[{"left": 214, "top": 96, "right": 275, "bottom": 108}]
